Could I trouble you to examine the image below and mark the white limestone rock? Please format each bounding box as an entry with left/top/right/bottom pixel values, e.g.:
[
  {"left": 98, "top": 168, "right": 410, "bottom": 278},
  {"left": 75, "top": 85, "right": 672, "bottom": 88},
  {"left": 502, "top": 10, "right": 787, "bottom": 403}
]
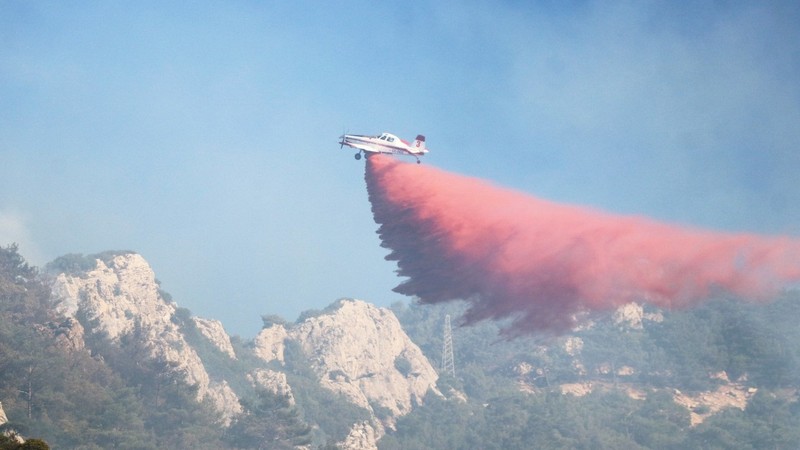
[
  {"left": 248, "top": 368, "right": 295, "bottom": 404},
  {"left": 50, "top": 253, "right": 240, "bottom": 422},
  {"left": 206, "top": 381, "right": 243, "bottom": 426},
  {"left": 52, "top": 254, "right": 174, "bottom": 341},
  {"left": 253, "top": 323, "right": 288, "bottom": 364},
  {"left": 49, "top": 253, "right": 438, "bottom": 437},
  {"left": 563, "top": 336, "right": 584, "bottom": 356},
  {"left": 193, "top": 317, "right": 236, "bottom": 359},
  {"left": 257, "top": 299, "right": 439, "bottom": 428},
  {"left": 338, "top": 421, "right": 378, "bottom": 450},
  {"left": 252, "top": 299, "right": 440, "bottom": 428},
  {"left": 613, "top": 302, "right": 663, "bottom": 329}
]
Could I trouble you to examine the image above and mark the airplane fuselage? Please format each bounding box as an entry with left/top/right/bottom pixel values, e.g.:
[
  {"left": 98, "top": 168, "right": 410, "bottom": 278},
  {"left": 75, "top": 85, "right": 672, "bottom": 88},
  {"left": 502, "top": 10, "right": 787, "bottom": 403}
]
[{"left": 339, "top": 132, "right": 428, "bottom": 163}]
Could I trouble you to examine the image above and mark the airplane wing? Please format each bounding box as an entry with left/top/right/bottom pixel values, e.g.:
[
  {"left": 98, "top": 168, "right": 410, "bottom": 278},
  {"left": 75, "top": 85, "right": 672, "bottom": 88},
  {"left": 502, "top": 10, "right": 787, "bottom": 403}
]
[{"left": 342, "top": 142, "right": 381, "bottom": 153}]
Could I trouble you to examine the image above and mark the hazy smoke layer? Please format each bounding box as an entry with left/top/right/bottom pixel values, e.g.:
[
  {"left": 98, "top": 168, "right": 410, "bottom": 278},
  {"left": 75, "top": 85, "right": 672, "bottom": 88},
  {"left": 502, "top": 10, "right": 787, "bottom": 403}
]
[{"left": 365, "top": 154, "right": 800, "bottom": 336}]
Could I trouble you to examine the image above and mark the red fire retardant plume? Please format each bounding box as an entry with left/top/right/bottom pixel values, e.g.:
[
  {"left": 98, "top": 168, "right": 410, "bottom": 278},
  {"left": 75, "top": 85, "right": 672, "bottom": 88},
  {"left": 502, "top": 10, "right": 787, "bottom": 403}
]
[{"left": 365, "top": 154, "right": 800, "bottom": 336}]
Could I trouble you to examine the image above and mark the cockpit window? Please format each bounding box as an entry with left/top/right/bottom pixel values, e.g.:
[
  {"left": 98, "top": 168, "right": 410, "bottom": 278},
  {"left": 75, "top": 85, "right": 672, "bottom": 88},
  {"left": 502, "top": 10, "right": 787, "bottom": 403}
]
[{"left": 387, "top": 137, "right": 395, "bottom": 142}]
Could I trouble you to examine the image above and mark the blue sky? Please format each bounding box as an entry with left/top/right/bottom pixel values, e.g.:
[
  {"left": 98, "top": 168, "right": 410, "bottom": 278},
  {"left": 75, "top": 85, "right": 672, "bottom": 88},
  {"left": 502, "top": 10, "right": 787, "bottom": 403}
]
[{"left": 2, "top": 1, "right": 800, "bottom": 337}]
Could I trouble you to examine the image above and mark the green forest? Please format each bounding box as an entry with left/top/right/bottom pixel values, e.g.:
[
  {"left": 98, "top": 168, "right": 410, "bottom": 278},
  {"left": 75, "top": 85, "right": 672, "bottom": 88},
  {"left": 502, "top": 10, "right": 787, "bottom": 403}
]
[
  {"left": 384, "top": 293, "right": 800, "bottom": 449},
  {"left": 1, "top": 243, "right": 800, "bottom": 449}
]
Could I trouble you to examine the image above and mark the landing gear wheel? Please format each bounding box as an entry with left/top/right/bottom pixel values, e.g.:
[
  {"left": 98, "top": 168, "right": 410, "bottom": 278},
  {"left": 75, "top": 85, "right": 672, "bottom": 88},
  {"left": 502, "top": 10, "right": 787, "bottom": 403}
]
[
  {"left": 355, "top": 153, "right": 362, "bottom": 160},
  {"left": 416, "top": 159, "right": 421, "bottom": 164}
]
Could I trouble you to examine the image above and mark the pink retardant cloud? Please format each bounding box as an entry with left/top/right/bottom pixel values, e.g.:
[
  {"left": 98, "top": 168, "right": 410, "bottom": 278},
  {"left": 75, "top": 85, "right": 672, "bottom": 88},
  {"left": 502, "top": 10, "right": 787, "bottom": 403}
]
[{"left": 365, "top": 154, "right": 800, "bottom": 336}]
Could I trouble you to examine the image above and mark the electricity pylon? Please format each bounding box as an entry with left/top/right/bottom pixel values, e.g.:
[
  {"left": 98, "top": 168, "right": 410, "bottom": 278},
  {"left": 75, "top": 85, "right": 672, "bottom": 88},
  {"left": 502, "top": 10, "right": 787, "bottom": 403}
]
[{"left": 441, "top": 314, "right": 455, "bottom": 377}]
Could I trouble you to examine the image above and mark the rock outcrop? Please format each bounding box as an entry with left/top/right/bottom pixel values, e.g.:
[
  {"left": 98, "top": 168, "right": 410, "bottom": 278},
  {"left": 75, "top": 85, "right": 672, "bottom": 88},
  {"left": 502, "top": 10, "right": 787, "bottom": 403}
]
[
  {"left": 206, "top": 381, "right": 243, "bottom": 426},
  {"left": 613, "top": 302, "right": 663, "bottom": 329},
  {"left": 193, "top": 317, "right": 236, "bottom": 359},
  {"left": 672, "top": 372, "right": 757, "bottom": 426},
  {"left": 254, "top": 299, "right": 439, "bottom": 428},
  {"left": 253, "top": 322, "right": 288, "bottom": 364},
  {"left": 32, "top": 317, "right": 86, "bottom": 353},
  {"left": 50, "top": 253, "right": 241, "bottom": 423},
  {"left": 339, "top": 421, "right": 379, "bottom": 450},
  {"left": 51, "top": 317, "right": 86, "bottom": 353},
  {"left": 48, "top": 253, "right": 439, "bottom": 443},
  {"left": 248, "top": 368, "right": 295, "bottom": 404}
]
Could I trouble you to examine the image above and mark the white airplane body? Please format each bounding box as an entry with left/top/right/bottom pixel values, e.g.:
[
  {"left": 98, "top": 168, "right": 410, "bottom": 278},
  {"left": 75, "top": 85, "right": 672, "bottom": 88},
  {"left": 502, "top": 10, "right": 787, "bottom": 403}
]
[{"left": 339, "top": 132, "right": 428, "bottom": 163}]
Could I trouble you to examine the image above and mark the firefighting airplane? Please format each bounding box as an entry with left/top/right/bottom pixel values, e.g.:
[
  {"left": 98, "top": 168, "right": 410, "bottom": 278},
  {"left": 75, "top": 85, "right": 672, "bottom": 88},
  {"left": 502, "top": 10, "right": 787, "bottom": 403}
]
[{"left": 339, "top": 132, "right": 428, "bottom": 163}]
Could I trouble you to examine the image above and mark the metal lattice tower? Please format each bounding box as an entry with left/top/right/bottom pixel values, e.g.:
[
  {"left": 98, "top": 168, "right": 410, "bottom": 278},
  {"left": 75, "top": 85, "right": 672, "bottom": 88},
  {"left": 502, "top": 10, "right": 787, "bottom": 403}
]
[{"left": 441, "top": 314, "right": 455, "bottom": 377}]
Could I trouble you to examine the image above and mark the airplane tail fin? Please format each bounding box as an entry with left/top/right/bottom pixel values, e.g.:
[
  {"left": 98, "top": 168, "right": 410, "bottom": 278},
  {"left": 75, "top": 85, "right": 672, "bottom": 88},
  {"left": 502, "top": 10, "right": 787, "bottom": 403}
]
[{"left": 412, "top": 135, "right": 428, "bottom": 154}]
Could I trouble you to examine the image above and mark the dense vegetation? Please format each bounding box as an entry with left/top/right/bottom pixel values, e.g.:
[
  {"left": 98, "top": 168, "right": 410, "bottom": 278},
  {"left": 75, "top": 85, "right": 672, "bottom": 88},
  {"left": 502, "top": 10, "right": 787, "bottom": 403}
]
[{"left": 385, "top": 296, "right": 800, "bottom": 449}]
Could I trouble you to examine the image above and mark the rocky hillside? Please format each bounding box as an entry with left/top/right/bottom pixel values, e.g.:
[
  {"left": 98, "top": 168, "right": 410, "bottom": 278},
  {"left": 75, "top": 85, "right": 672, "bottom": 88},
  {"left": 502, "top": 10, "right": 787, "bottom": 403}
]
[
  {"left": 35, "top": 250, "right": 437, "bottom": 449},
  {"left": 2, "top": 245, "right": 799, "bottom": 449},
  {"left": 51, "top": 252, "right": 243, "bottom": 423},
  {"left": 254, "top": 299, "right": 439, "bottom": 438}
]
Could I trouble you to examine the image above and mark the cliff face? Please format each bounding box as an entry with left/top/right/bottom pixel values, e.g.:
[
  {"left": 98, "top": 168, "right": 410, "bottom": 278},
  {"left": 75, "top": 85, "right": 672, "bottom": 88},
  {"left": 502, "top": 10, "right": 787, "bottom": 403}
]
[
  {"left": 50, "top": 253, "right": 242, "bottom": 422},
  {"left": 193, "top": 317, "right": 237, "bottom": 360},
  {"left": 52, "top": 253, "right": 173, "bottom": 340},
  {"left": 253, "top": 322, "right": 288, "bottom": 364},
  {"left": 44, "top": 252, "right": 441, "bottom": 448},
  {"left": 254, "top": 299, "right": 439, "bottom": 426}
]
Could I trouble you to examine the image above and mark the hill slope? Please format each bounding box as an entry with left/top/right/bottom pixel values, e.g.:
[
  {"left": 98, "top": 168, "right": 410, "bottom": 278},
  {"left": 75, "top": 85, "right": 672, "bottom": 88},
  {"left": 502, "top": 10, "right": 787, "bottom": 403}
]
[{"left": 1, "top": 244, "right": 799, "bottom": 449}]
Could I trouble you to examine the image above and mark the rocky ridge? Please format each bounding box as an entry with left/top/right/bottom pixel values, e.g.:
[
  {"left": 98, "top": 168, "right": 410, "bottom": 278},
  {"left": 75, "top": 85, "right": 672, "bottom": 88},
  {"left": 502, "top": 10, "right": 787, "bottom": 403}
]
[
  {"left": 193, "top": 317, "right": 237, "bottom": 359},
  {"left": 50, "top": 253, "right": 242, "bottom": 422},
  {"left": 45, "top": 252, "right": 439, "bottom": 449},
  {"left": 5, "top": 246, "right": 793, "bottom": 448},
  {"left": 254, "top": 299, "right": 440, "bottom": 436}
]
